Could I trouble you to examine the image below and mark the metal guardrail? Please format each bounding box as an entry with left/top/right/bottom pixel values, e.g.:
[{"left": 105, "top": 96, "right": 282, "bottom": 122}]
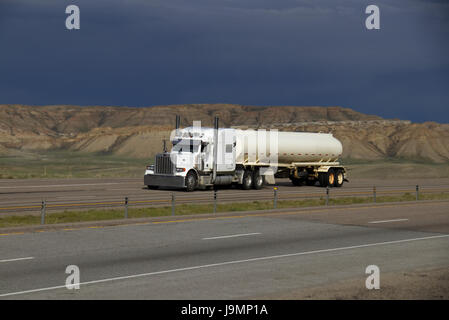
[{"left": 0, "top": 185, "right": 448, "bottom": 224}]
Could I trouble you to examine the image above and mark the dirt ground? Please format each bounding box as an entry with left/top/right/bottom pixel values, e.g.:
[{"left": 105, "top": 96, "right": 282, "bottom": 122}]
[{"left": 259, "top": 267, "right": 449, "bottom": 300}]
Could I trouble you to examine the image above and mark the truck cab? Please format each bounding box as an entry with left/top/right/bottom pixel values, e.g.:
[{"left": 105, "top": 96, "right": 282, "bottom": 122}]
[{"left": 144, "top": 126, "right": 236, "bottom": 191}]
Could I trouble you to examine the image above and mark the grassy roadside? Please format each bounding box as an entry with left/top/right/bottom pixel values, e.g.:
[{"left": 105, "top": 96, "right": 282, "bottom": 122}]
[
  {"left": 342, "top": 159, "right": 449, "bottom": 179},
  {"left": 1, "top": 192, "right": 448, "bottom": 229},
  {"left": 0, "top": 151, "right": 149, "bottom": 179}
]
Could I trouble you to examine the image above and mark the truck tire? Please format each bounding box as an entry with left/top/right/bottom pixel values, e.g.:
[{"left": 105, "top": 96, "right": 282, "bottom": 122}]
[
  {"left": 318, "top": 173, "right": 325, "bottom": 187},
  {"left": 252, "top": 171, "right": 264, "bottom": 190},
  {"left": 334, "top": 170, "right": 344, "bottom": 188},
  {"left": 242, "top": 170, "right": 253, "bottom": 190},
  {"left": 291, "top": 178, "right": 302, "bottom": 186},
  {"left": 185, "top": 171, "right": 197, "bottom": 192},
  {"left": 319, "top": 170, "right": 335, "bottom": 188},
  {"left": 327, "top": 169, "right": 335, "bottom": 187}
]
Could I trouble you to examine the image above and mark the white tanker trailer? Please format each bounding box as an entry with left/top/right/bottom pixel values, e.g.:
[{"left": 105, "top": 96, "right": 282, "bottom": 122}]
[{"left": 144, "top": 116, "right": 347, "bottom": 191}]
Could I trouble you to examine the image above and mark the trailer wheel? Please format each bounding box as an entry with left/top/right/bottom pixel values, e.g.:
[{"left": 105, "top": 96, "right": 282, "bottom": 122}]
[
  {"left": 242, "top": 170, "right": 253, "bottom": 190},
  {"left": 318, "top": 173, "right": 326, "bottom": 187},
  {"left": 334, "top": 170, "right": 344, "bottom": 188},
  {"left": 327, "top": 169, "right": 335, "bottom": 188},
  {"left": 318, "top": 170, "right": 335, "bottom": 188},
  {"left": 291, "top": 178, "right": 302, "bottom": 186},
  {"left": 252, "top": 171, "right": 264, "bottom": 190},
  {"left": 185, "top": 171, "right": 197, "bottom": 192}
]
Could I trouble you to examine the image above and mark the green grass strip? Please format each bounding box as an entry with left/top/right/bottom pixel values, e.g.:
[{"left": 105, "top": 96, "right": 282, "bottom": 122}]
[{"left": 1, "top": 192, "right": 448, "bottom": 229}]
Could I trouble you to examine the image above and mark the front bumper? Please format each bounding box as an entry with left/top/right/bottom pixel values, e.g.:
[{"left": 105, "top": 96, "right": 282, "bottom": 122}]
[{"left": 144, "top": 174, "right": 186, "bottom": 188}]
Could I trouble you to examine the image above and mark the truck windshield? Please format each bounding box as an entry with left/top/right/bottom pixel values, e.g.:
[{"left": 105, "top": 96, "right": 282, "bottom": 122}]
[{"left": 172, "top": 139, "right": 200, "bottom": 153}]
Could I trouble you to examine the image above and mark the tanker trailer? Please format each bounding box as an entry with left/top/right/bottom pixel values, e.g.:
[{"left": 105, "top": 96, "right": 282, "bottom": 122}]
[
  {"left": 144, "top": 116, "right": 347, "bottom": 191},
  {"left": 234, "top": 129, "right": 346, "bottom": 188}
]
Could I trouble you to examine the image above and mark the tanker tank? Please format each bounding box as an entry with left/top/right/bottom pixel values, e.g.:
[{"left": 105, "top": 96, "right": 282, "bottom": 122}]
[{"left": 235, "top": 129, "right": 343, "bottom": 164}]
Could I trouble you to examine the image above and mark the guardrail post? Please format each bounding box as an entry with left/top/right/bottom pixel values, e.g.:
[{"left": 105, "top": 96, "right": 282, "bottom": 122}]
[
  {"left": 40, "top": 200, "right": 46, "bottom": 225},
  {"left": 124, "top": 197, "right": 128, "bottom": 219},
  {"left": 171, "top": 193, "right": 175, "bottom": 216},
  {"left": 416, "top": 185, "right": 419, "bottom": 201},
  {"left": 213, "top": 190, "right": 217, "bottom": 214},
  {"left": 326, "top": 186, "right": 329, "bottom": 206},
  {"left": 273, "top": 187, "right": 278, "bottom": 209},
  {"left": 373, "top": 186, "right": 377, "bottom": 203}
]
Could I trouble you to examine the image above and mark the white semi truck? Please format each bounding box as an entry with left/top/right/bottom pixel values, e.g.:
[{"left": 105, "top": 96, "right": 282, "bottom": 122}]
[{"left": 144, "top": 116, "right": 347, "bottom": 191}]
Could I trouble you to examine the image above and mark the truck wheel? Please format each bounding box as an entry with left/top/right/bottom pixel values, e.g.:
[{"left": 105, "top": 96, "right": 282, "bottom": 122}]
[
  {"left": 334, "top": 170, "right": 344, "bottom": 187},
  {"left": 318, "top": 170, "right": 335, "bottom": 188},
  {"left": 242, "top": 170, "right": 253, "bottom": 190},
  {"left": 318, "top": 173, "right": 326, "bottom": 187},
  {"left": 291, "top": 178, "right": 302, "bottom": 186},
  {"left": 327, "top": 169, "right": 335, "bottom": 188},
  {"left": 252, "top": 171, "right": 264, "bottom": 190},
  {"left": 185, "top": 171, "right": 197, "bottom": 192}
]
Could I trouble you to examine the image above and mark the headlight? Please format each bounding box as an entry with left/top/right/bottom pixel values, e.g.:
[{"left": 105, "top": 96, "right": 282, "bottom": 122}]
[{"left": 176, "top": 168, "right": 186, "bottom": 172}]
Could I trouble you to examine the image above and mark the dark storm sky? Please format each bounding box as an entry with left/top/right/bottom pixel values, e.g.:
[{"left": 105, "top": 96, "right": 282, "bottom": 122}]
[{"left": 0, "top": 0, "right": 448, "bottom": 123}]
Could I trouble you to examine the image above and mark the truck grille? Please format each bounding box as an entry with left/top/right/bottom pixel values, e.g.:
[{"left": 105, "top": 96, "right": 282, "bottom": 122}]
[{"left": 155, "top": 153, "right": 175, "bottom": 174}]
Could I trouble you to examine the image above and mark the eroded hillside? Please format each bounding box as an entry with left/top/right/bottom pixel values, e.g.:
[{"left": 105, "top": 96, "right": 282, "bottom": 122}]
[{"left": 1, "top": 104, "right": 448, "bottom": 163}]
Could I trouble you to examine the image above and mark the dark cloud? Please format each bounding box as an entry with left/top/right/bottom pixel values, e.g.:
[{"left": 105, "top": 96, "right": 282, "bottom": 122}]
[{"left": 0, "top": 0, "right": 448, "bottom": 122}]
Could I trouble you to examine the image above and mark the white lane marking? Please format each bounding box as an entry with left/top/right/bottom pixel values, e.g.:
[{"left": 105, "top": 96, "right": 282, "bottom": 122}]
[
  {"left": 0, "top": 183, "right": 120, "bottom": 189},
  {"left": 369, "top": 219, "right": 409, "bottom": 224},
  {"left": 0, "top": 257, "right": 34, "bottom": 263},
  {"left": 202, "top": 233, "right": 261, "bottom": 240},
  {"left": 0, "top": 234, "right": 448, "bottom": 298}
]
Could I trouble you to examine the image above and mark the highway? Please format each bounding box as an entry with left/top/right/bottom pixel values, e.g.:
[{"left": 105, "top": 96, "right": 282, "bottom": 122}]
[
  {"left": 0, "top": 200, "right": 448, "bottom": 299},
  {"left": 0, "top": 177, "right": 448, "bottom": 215}
]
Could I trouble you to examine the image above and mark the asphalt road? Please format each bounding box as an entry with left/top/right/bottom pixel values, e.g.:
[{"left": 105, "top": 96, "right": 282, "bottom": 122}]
[
  {"left": 1, "top": 177, "right": 448, "bottom": 215},
  {"left": 0, "top": 200, "right": 448, "bottom": 299}
]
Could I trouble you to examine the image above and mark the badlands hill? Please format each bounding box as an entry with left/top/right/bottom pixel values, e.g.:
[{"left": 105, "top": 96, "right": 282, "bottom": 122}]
[{"left": 0, "top": 104, "right": 448, "bottom": 163}]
